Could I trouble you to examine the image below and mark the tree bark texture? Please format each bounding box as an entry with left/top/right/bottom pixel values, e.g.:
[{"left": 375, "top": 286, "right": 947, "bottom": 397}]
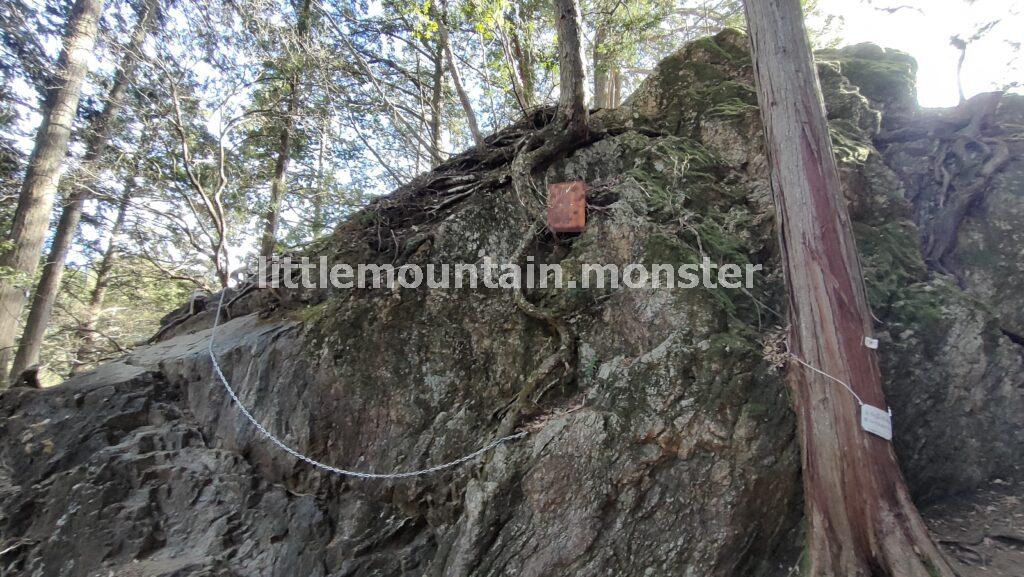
[
  {"left": 743, "top": 1, "right": 955, "bottom": 575},
  {"left": 554, "top": 0, "right": 588, "bottom": 139}
]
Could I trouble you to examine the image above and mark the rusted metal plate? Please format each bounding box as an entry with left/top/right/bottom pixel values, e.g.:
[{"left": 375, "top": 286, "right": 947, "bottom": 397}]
[{"left": 546, "top": 181, "right": 587, "bottom": 233}]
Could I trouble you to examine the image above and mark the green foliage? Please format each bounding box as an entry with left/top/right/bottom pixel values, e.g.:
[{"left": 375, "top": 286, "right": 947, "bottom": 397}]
[
  {"left": 38, "top": 257, "right": 194, "bottom": 385},
  {"left": 590, "top": 0, "right": 670, "bottom": 72},
  {"left": 1, "top": 0, "right": 859, "bottom": 386}
]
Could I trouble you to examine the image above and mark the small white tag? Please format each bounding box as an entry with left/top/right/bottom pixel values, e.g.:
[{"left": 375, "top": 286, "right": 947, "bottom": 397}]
[
  {"left": 863, "top": 336, "right": 879, "bottom": 349},
  {"left": 861, "top": 405, "right": 892, "bottom": 440}
]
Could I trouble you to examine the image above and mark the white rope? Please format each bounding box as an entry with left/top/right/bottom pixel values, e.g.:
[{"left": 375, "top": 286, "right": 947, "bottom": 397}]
[
  {"left": 787, "top": 352, "right": 865, "bottom": 406},
  {"left": 206, "top": 289, "right": 527, "bottom": 479}
]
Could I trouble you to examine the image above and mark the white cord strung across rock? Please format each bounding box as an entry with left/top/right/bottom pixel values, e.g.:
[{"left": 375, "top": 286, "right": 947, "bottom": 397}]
[{"left": 206, "top": 289, "right": 527, "bottom": 479}]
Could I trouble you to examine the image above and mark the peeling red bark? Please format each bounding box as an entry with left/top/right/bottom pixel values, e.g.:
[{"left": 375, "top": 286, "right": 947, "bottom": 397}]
[{"left": 743, "top": 1, "right": 956, "bottom": 575}]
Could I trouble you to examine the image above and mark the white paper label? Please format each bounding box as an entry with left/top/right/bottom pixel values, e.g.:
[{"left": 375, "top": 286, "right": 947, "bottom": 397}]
[
  {"left": 863, "top": 337, "right": 879, "bottom": 349},
  {"left": 861, "top": 405, "right": 892, "bottom": 440}
]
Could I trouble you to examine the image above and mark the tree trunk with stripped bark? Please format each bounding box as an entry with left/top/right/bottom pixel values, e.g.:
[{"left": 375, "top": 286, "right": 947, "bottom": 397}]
[{"left": 743, "top": 1, "right": 956, "bottom": 575}]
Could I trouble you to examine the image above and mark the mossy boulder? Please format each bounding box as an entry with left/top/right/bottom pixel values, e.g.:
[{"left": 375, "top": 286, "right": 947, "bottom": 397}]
[
  {"left": 1, "top": 30, "right": 1021, "bottom": 577},
  {"left": 817, "top": 43, "right": 919, "bottom": 128}
]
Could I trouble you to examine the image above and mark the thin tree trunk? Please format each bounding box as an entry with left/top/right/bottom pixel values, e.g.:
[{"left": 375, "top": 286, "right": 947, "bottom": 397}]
[
  {"left": 414, "top": 48, "right": 425, "bottom": 173},
  {"left": 743, "top": 1, "right": 955, "bottom": 575},
  {"left": 70, "top": 174, "right": 133, "bottom": 376},
  {"left": 508, "top": 7, "right": 535, "bottom": 108},
  {"left": 259, "top": 74, "right": 298, "bottom": 258},
  {"left": 554, "top": 0, "right": 588, "bottom": 139},
  {"left": 611, "top": 66, "right": 622, "bottom": 107},
  {"left": 436, "top": 1, "right": 484, "bottom": 151},
  {"left": 259, "top": 0, "right": 312, "bottom": 258},
  {"left": 429, "top": 37, "right": 446, "bottom": 166},
  {"left": 0, "top": 0, "right": 104, "bottom": 386},
  {"left": 10, "top": 0, "right": 155, "bottom": 380},
  {"left": 593, "top": 26, "right": 610, "bottom": 108},
  {"left": 311, "top": 117, "right": 328, "bottom": 236},
  {"left": 954, "top": 45, "right": 966, "bottom": 105},
  {"left": 509, "top": 0, "right": 588, "bottom": 207},
  {"left": 496, "top": 22, "right": 528, "bottom": 114}
]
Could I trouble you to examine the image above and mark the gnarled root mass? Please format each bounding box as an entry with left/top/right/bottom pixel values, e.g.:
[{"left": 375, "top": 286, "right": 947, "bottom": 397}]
[
  {"left": 494, "top": 111, "right": 604, "bottom": 435},
  {"left": 918, "top": 92, "right": 1009, "bottom": 277},
  {"left": 496, "top": 220, "right": 577, "bottom": 437}
]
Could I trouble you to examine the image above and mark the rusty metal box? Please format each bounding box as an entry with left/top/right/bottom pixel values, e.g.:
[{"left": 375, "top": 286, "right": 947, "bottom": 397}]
[{"left": 547, "top": 181, "right": 587, "bottom": 233}]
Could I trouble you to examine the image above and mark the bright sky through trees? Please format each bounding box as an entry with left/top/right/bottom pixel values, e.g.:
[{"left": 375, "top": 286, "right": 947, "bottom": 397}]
[{"left": 813, "top": 0, "right": 1022, "bottom": 107}]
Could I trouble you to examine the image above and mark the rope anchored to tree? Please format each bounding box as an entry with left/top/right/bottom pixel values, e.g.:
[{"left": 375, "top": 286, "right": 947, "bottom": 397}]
[
  {"left": 206, "top": 289, "right": 527, "bottom": 479},
  {"left": 784, "top": 340, "right": 893, "bottom": 441}
]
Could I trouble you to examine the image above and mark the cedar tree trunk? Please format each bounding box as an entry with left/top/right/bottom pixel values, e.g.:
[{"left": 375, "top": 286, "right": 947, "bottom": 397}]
[
  {"left": 554, "top": 0, "right": 587, "bottom": 139},
  {"left": 743, "top": 1, "right": 955, "bottom": 575}
]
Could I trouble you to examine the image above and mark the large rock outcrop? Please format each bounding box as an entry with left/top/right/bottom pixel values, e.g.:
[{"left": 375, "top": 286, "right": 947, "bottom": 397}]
[{"left": 1, "top": 30, "right": 1021, "bottom": 577}]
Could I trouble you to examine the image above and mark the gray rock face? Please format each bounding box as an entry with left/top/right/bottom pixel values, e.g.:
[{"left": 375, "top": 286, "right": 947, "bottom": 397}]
[
  {"left": 0, "top": 322, "right": 336, "bottom": 577},
  {"left": 1, "top": 30, "right": 1021, "bottom": 577}
]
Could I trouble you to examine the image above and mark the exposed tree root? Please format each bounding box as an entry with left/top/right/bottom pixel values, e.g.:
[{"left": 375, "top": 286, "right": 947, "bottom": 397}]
[
  {"left": 340, "top": 109, "right": 555, "bottom": 246},
  {"left": 325, "top": 111, "right": 601, "bottom": 438},
  {"left": 905, "top": 92, "right": 1010, "bottom": 277},
  {"left": 490, "top": 109, "right": 611, "bottom": 436},
  {"left": 496, "top": 220, "right": 576, "bottom": 437},
  {"left": 924, "top": 134, "right": 1009, "bottom": 273},
  {"left": 508, "top": 114, "right": 606, "bottom": 212},
  {"left": 338, "top": 109, "right": 629, "bottom": 266}
]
